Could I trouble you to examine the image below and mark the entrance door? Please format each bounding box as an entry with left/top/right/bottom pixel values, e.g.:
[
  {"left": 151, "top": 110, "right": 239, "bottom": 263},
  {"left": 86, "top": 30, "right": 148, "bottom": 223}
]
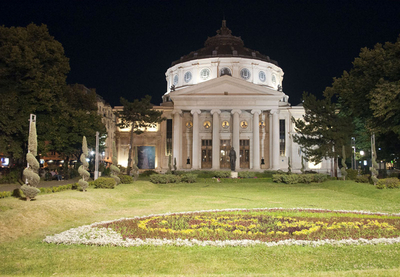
[
  {"left": 240, "top": 139, "right": 250, "bottom": 168},
  {"left": 201, "top": 139, "right": 212, "bottom": 168},
  {"left": 220, "top": 140, "right": 231, "bottom": 169}
]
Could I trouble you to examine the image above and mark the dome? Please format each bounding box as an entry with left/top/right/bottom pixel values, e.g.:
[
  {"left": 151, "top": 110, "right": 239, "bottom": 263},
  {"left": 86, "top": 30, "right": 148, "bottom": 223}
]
[{"left": 171, "top": 20, "right": 278, "bottom": 66}]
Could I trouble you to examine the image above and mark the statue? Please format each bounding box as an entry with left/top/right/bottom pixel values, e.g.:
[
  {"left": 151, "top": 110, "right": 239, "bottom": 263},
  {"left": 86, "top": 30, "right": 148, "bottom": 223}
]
[{"left": 229, "top": 147, "right": 236, "bottom": 171}]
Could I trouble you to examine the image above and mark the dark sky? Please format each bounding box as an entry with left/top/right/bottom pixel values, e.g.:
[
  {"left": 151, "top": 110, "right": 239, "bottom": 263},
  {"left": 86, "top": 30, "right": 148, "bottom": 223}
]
[{"left": 2, "top": 0, "right": 400, "bottom": 106}]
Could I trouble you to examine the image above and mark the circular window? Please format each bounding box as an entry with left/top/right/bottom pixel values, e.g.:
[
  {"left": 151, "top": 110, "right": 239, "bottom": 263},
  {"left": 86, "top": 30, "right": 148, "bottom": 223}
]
[
  {"left": 240, "top": 68, "right": 251, "bottom": 80},
  {"left": 272, "top": 75, "right": 277, "bottom": 85},
  {"left": 184, "top": 71, "right": 192, "bottom": 83},
  {"left": 220, "top": 67, "right": 232, "bottom": 76},
  {"left": 173, "top": 74, "right": 179, "bottom": 85},
  {"left": 259, "top": 71, "right": 266, "bottom": 82},
  {"left": 186, "top": 121, "right": 193, "bottom": 129},
  {"left": 200, "top": 68, "right": 210, "bottom": 80}
]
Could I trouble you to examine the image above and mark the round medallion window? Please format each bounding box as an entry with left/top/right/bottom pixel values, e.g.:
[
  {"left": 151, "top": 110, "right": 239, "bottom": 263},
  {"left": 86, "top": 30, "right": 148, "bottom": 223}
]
[
  {"left": 272, "top": 74, "right": 277, "bottom": 85},
  {"left": 259, "top": 71, "right": 266, "bottom": 82},
  {"left": 203, "top": 121, "right": 211, "bottom": 129},
  {"left": 240, "top": 68, "right": 251, "bottom": 80},
  {"left": 200, "top": 69, "right": 210, "bottom": 80},
  {"left": 259, "top": 121, "right": 265, "bottom": 127},
  {"left": 186, "top": 121, "right": 193, "bottom": 129},
  {"left": 173, "top": 74, "right": 179, "bottom": 85},
  {"left": 184, "top": 72, "right": 192, "bottom": 83},
  {"left": 240, "top": 120, "right": 248, "bottom": 129}
]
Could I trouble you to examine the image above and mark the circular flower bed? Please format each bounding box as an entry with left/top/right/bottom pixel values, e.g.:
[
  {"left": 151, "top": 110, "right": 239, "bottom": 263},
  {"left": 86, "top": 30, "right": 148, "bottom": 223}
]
[{"left": 43, "top": 208, "right": 400, "bottom": 247}]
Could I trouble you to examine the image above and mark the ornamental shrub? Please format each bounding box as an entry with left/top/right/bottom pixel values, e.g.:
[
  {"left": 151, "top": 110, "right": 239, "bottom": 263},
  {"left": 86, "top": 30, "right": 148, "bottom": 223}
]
[
  {"left": 272, "top": 174, "right": 284, "bottom": 183},
  {"left": 314, "top": 174, "right": 328, "bottom": 183},
  {"left": 0, "top": 191, "right": 12, "bottom": 198},
  {"left": 298, "top": 174, "right": 314, "bottom": 184},
  {"left": 21, "top": 184, "right": 40, "bottom": 199},
  {"left": 355, "top": 175, "right": 370, "bottom": 183},
  {"left": 376, "top": 180, "right": 386, "bottom": 189},
  {"left": 214, "top": 170, "right": 231, "bottom": 178},
  {"left": 93, "top": 177, "right": 116, "bottom": 189},
  {"left": 346, "top": 169, "right": 358, "bottom": 180},
  {"left": 377, "top": 178, "right": 400, "bottom": 189},
  {"left": 181, "top": 173, "right": 197, "bottom": 183},
  {"left": 260, "top": 170, "right": 279, "bottom": 178},
  {"left": 281, "top": 174, "right": 299, "bottom": 184},
  {"left": 141, "top": 170, "right": 158, "bottom": 177},
  {"left": 150, "top": 174, "right": 181, "bottom": 184},
  {"left": 118, "top": 174, "right": 134, "bottom": 184},
  {"left": 238, "top": 171, "right": 255, "bottom": 178}
]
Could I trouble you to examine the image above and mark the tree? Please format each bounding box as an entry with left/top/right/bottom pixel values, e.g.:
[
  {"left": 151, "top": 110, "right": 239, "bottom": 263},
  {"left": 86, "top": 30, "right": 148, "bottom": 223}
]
[
  {"left": 326, "top": 36, "right": 400, "bottom": 164},
  {"left": 21, "top": 117, "right": 40, "bottom": 201},
  {"left": 292, "top": 92, "right": 353, "bottom": 177},
  {"left": 45, "top": 84, "right": 106, "bottom": 176},
  {"left": 116, "top": 95, "right": 165, "bottom": 175},
  {"left": 0, "top": 24, "right": 70, "bottom": 165},
  {"left": 78, "top": 136, "right": 90, "bottom": 192}
]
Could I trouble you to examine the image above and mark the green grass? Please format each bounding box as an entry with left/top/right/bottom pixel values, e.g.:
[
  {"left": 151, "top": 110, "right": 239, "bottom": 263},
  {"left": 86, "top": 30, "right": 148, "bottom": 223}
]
[{"left": 1, "top": 179, "right": 400, "bottom": 276}]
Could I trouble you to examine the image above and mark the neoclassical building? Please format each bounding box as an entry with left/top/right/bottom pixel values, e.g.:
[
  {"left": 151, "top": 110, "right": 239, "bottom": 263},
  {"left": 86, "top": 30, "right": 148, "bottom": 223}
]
[{"left": 115, "top": 21, "right": 332, "bottom": 173}]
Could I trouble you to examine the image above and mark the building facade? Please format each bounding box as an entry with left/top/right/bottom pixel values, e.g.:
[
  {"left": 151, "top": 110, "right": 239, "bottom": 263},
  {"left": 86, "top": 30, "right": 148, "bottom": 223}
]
[{"left": 115, "top": 21, "right": 332, "bottom": 173}]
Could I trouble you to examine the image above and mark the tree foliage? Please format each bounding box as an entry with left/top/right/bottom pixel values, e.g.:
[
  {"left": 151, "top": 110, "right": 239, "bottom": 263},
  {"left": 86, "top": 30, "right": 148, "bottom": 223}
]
[
  {"left": 331, "top": 36, "right": 400, "bottom": 137},
  {"left": 0, "top": 23, "right": 70, "bottom": 161},
  {"left": 292, "top": 92, "right": 353, "bottom": 177},
  {"left": 116, "top": 95, "right": 165, "bottom": 174}
]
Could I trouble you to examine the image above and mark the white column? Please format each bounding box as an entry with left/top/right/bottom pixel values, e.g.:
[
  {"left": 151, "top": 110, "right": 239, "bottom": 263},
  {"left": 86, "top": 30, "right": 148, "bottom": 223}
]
[
  {"left": 271, "top": 109, "right": 280, "bottom": 170},
  {"left": 231, "top": 109, "right": 241, "bottom": 170},
  {"left": 191, "top": 109, "right": 201, "bottom": 169},
  {"left": 251, "top": 110, "right": 261, "bottom": 170},
  {"left": 172, "top": 110, "right": 182, "bottom": 169},
  {"left": 211, "top": 109, "right": 221, "bottom": 169}
]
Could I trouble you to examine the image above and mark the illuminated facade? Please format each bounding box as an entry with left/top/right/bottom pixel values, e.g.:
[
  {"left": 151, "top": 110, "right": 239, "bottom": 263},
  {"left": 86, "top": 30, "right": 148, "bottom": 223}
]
[{"left": 115, "top": 21, "right": 332, "bottom": 173}]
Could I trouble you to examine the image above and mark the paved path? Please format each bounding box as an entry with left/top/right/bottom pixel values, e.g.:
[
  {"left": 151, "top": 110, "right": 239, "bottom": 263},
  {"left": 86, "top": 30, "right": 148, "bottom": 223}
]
[{"left": 0, "top": 177, "right": 82, "bottom": 192}]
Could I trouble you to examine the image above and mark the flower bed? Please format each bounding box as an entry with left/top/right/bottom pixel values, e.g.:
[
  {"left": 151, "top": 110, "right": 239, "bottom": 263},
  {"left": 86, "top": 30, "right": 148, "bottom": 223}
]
[{"left": 43, "top": 208, "right": 400, "bottom": 247}]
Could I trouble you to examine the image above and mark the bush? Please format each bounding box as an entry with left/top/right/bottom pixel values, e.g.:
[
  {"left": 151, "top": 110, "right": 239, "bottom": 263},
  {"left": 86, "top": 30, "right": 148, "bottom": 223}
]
[
  {"left": 181, "top": 173, "right": 197, "bottom": 183},
  {"left": 20, "top": 184, "right": 40, "bottom": 200},
  {"left": 213, "top": 170, "right": 231, "bottom": 178},
  {"left": 376, "top": 180, "right": 386, "bottom": 189},
  {"left": 263, "top": 170, "right": 279, "bottom": 178},
  {"left": 238, "top": 171, "right": 256, "bottom": 178},
  {"left": 93, "top": 177, "right": 116, "bottom": 189},
  {"left": 272, "top": 174, "right": 284, "bottom": 183},
  {"left": 298, "top": 174, "right": 315, "bottom": 184},
  {"left": 141, "top": 170, "right": 158, "bottom": 177},
  {"left": 281, "top": 174, "right": 299, "bottom": 184},
  {"left": 118, "top": 174, "right": 134, "bottom": 184},
  {"left": 346, "top": 169, "right": 358, "bottom": 180},
  {"left": 355, "top": 175, "right": 370, "bottom": 183},
  {"left": 0, "top": 191, "right": 12, "bottom": 198},
  {"left": 314, "top": 174, "right": 328, "bottom": 183},
  {"left": 150, "top": 174, "right": 181, "bottom": 184},
  {"left": 377, "top": 178, "right": 400, "bottom": 189},
  {"left": 0, "top": 169, "right": 19, "bottom": 184}
]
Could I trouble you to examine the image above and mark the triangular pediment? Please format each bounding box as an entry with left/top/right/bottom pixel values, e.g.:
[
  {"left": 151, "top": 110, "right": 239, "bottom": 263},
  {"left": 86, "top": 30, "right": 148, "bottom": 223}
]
[{"left": 170, "top": 75, "right": 284, "bottom": 98}]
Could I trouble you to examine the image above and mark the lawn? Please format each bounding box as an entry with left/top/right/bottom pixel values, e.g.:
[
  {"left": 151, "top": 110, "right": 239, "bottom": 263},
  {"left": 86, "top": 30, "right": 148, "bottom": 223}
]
[{"left": 1, "top": 179, "right": 400, "bottom": 276}]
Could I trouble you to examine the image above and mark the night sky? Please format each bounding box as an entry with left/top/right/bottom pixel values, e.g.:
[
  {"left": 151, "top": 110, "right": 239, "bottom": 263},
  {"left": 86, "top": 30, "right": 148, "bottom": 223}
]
[{"left": 2, "top": 0, "right": 400, "bottom": 107}]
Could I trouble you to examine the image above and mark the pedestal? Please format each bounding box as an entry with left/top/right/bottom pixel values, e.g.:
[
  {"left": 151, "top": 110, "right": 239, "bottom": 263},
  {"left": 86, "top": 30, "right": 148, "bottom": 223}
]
[{"left": 231, "top": 172, "right": 238, "bottom": 178}]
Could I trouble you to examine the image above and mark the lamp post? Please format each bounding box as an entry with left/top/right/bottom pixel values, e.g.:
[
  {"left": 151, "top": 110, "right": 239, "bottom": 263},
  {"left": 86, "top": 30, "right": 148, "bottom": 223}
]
[{"left": 94, "top": 131, "right": 99, "bottom": 180}]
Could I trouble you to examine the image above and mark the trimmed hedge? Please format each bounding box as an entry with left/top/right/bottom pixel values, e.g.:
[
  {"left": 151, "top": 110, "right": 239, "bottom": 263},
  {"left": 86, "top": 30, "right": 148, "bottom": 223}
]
[
  {"left": 238, "top": 171, "right": 256, "bottom": 178},
  {"left": 272, "top": 173, "right": 329, "bottom": 184},
  {"left": 181, "top": 173, "right": 197, "bottom": 183},
  {"left": 118, "top": 174, "right": 134, "bottom": 184},
  {"left": 150, "top": 174, "right": 181, "bottom": 184},
  {"left": 376, "top": 178, "right": 400, "bottom": 189},
  {"left": 93, "top": 177, "right": 116, "bottom": 189},
  {"left": 355, "top": 175, "right": 370, "bottom": 183}
]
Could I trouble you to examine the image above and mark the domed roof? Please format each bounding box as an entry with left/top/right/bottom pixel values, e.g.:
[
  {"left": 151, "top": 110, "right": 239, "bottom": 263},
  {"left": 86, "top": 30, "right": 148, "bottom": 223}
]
[{"left": 171, "top": 20, "right": 278, "bottom": 66}]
